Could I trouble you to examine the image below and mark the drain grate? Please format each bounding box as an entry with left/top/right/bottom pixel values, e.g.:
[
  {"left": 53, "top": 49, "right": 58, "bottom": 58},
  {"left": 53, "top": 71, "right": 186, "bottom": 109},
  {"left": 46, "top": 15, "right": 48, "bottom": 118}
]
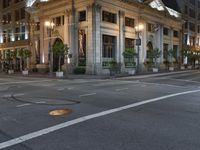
[{"left": 49, "top": 109, "right": 72, "bottom": 116}]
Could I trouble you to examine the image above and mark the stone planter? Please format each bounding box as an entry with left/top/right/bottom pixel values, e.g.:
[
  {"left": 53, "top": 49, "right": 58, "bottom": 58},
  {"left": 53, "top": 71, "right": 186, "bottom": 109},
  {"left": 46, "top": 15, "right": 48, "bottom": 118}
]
[
  {"left": 152, "top": 68, "right": 158, "bottom": 72},
  {"left": 56, "top": 71, "right": 64, "bottom": 77},
  {"left": 169, "top": 67, "right": 174, "bottom": 71},
  {"left": 180, "top": 66, "right": 185, "bottom": 70},
  {"left": 8, "top": 70, "right": 14, "bottom": 74},
  {"left": 187, "top": 65, "right": 192, "bottom": 69},
  {"left": 22, "top": 70, "right": 29, "bottom": 75},
  {"left": 128, "top": 68, "right": 136, "bottom": 75}
]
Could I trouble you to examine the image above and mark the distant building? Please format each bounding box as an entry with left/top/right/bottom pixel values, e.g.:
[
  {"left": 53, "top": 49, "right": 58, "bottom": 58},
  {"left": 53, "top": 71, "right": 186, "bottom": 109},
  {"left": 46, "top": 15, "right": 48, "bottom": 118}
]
[
  {"left": 176, "top": 0, "right": 200, "bottom": 47},
  {"left": 0, "top": 0, "right": 31, "bottom": 71}
]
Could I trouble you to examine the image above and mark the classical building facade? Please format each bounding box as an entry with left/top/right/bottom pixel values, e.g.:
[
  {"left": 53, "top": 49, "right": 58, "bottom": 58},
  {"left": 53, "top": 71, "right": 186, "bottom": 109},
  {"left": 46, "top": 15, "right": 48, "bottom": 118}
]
[
  {"left": 0, "top": 0, "right": 31, "bottom": 70},
  {"left": 0, "top": 0, "right": 182, "bottom": 74},
  {"left": 176, "top": 0, "right": 200, "bottom": 47}
]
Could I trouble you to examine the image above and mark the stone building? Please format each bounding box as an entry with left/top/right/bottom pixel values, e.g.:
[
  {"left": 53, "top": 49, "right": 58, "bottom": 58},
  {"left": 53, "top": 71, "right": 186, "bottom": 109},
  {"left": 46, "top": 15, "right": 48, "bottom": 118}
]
[
  {"left": 27, "top": 0, "right": 183, "bottom": 74},
  {"left": 176, "top": 0, "right": 200, "bottom": 47},
  {"left": 0, "top": 0, "right": 31, "bottom": 71}
]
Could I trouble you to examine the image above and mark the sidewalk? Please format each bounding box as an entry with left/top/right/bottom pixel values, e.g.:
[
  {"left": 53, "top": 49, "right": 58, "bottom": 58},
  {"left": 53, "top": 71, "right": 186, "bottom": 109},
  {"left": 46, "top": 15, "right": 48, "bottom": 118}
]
[{"left": 0, "top": 69, "right": 198, "bottom": 80}]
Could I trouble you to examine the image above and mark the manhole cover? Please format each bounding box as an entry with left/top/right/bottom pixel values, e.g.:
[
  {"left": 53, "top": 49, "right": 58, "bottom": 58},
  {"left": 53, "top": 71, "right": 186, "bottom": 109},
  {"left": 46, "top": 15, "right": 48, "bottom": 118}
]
[{"left": 49, "top": 109, "right": 72, "bottom": 116}]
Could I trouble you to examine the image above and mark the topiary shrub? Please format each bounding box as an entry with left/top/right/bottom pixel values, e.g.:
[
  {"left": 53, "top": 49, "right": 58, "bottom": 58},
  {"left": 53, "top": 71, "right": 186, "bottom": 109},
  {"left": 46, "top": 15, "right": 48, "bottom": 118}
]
[{"left": 73, "top": 67, "right": 86, "bottom": 74}]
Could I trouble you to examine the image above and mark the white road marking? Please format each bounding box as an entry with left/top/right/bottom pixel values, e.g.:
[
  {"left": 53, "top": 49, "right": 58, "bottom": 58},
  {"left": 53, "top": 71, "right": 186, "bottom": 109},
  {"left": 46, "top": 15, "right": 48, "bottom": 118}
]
[
  {"left": 1, "top": 89, "right": 200, "bottom": 149},
  {"left": 0, "top": 80, "right": 51, "bottom": 85},
  {"left": 16, "top": 103, "right": 31, "bottom": 108},
  {"left": 67, "top": 87, "right": 74, "bottom": 90},
  {"left": 169, "top": 78, "right": 200, "bottom": 84},
  {"left": 79, "top": 93, "right": 96, "bottom": 97},
  {"left": 35, "top": 101, "right": 46, "bottom": 104},
  {"left": 138, "top": 81, "right": 186, "bottom": 88},
  {"left": 13, "top": 93, "right": 25, "bottom": 97},
  {"left": 2, "top": 93, "right": 25, "bottom": 98},
  {"left": 115, "top": 88, "right": 129, "bottom": 91},
  {"left": 57, "top": 88, "right": 65, "bottom": 91},
  {"left": 2, "top": 94, "right": 12, "bottom": 98}
]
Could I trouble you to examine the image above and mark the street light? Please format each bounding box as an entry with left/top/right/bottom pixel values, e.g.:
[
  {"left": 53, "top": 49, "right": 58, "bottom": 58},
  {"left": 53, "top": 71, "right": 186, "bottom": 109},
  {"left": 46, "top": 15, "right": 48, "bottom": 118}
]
[
  {"left": 135, "top": 24, "right": 144, "bottom": 73},
  {"left": 45, "top": 21, "right": 54, "bottom": 76}
]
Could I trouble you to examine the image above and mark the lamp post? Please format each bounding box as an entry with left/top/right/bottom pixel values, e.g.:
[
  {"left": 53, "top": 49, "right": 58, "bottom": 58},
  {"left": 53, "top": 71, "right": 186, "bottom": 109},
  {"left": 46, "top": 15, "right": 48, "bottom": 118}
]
[
  {"left": 45, "top": 21, "right": 54, "bottom": 76},
  {"left": 135, "top": 24, "right": 144, "bottom": 73}
]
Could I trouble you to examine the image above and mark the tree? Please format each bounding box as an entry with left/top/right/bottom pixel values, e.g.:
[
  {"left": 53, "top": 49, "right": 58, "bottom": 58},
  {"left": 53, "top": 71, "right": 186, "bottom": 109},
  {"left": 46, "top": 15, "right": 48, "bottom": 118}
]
[
  {"left": 23, "top": 49, "right": 32, "bottom": 70},
  {"left": 149, "top": 48, "right": 161, "bottom": 68},
  {"left": 168, "top": 49, "right": 177, "bottom": 66},
  {"left": 18, "top": 49, "right": 32, "bottom": 71},
  {"left": 123, "top": 48, "right": 137, "bottom": 67},
  {"left": 6, "top": 50, "right": 17, "bottom": 70},
  {"left": 53, "top": 41, "right": 69, "bottom": 72}
]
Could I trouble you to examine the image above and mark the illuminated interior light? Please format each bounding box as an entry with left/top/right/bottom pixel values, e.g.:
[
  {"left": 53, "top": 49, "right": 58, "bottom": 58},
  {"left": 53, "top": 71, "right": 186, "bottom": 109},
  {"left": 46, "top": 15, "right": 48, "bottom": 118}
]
[
  {"left": 26, "top": 0, "right": 49, "bottom": 7},
  {"left": 42, "top": 52, "right": 45, "bottom": 63},
  {"left": 149, "top": 0, "right": 164, "bottom": 11},
  {"left": 166, "top": 7, "right": 180, "bottom": 18}
]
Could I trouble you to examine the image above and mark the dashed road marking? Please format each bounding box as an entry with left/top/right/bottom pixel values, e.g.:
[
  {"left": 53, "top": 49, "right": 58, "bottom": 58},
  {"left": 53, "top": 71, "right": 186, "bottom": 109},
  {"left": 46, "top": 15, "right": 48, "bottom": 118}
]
[
  {"left": 79, "top": 93, "right": 96, "bottom": 97},
  {"left": 57, "top": 88, "right": 65, "bottom": 91},
  {"left": 16, "top": 103, "right": 31, "bottom": 108},
  {"left": 1, "top": 89, "right": 200, "bottom": 149},
  {"left": 115, "top": 88, "right": 129, "bottom": 91},
  {"left": 35, "top": 101, "right": 46, "bottom": 104}
]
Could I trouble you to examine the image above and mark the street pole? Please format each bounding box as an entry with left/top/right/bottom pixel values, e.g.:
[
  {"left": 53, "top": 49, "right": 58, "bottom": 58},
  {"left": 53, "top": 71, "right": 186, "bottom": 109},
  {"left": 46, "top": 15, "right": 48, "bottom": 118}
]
[
  {"left": 136, "top": 32, "right": 141, "bottom": 73},
  {"left": 48, "top": 28, "right": 53, "bottom": 76}
]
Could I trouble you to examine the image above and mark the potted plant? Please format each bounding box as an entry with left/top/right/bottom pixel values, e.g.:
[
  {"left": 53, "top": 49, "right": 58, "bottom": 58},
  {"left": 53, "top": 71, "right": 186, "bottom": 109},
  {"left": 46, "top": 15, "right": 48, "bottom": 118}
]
[
  {"left": 149, "top": 48, "right": 161, "bottom": 72},
  {"left": 122, "top": 48, "right": 136, "bottom": 75},
  {"left": 22, "top": 49, "right": 32, "bottom": 75},
  {"left": 6, "top": 50, "right": 16, "bottom": 74},
  {"left": 109, "top": 59, "right": 121, "bottom": 76},
  {"left": 53, "top": 41, "right": 69, "bottom": 77},
  {"left": 168, "top": 49, "right": 177, "bottom": 71}
]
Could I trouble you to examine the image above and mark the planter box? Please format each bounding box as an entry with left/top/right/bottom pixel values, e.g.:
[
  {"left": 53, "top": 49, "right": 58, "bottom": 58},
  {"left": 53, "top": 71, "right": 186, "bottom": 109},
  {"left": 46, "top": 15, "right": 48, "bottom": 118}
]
[
  {"left": 152, "top": 68, "right": 158, "bottom": 72},
  {"left": 180, "top": 66, "right": 185, "bottom": 70},
  {"left": 128, "top": 69, "right": 136, "bottom": 75},
  {"left": 56, "top": 71, "right": 64, "bottom": 77},
  {"left": 169, "top": 67, "right": 174, "bottom": 71},
  {"left": 187, "top": 65, "right": 192, "bottom": 69},
  {"left": 8, "top": 70, "right": 14, "bottom": 74},
  {"left": 22, "top": 70, "right": 28, "bottom": 75}
]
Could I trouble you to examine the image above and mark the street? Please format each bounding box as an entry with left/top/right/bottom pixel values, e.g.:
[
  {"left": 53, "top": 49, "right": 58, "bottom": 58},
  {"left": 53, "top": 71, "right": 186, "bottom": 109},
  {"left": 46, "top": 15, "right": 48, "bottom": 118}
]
[{"left": 0, "top": 70, "right": 200, "bottom": 150}]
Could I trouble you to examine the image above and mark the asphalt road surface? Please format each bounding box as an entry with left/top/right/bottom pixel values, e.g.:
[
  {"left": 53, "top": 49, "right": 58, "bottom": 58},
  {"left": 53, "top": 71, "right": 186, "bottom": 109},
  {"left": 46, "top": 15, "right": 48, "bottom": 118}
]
[{"left": 1, "top": 70, "right": 200, "bottom": 150}]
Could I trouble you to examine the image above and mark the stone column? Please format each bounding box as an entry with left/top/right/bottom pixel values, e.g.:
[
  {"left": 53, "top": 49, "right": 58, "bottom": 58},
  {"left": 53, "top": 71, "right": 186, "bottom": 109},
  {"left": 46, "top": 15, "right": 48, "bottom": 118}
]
[
  {"left": 67, "top": 7, "right": 77, "bottom": 68},
  {"left": 86, "top": 3, "right": 101, "bottom": 74},
  {"left": 119, "top": 10, "right": 125, "bottom": 65},
  {"left": 170, "top": 27, "right": 174, "bottom": 49}
]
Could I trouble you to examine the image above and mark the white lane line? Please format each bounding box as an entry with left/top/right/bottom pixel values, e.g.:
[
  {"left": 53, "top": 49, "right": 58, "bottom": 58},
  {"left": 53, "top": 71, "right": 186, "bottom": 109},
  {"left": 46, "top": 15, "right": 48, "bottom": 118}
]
[
  {"left": 0, "top": 80, "right": 51, "bottom": 85},
  {"left": 57, "top": 88, "right": 65, "bottom": 91},
  {"left": 116, "top": 88, "right": 129, "bottom": 91},
  {"left": 16, "top": 103, "right": 31, "bottom": 108},
  {"left": 169, "top": 78, "right": 200, "bottom": 84},
  {"left": 1, "top": 89, "right": 200, "bottom": 149},
  {"left": 79, "top": 93, "right": 96, "bottom": 97},
  {"left": 13, "top": 93, "right": 25, "bottom": 97},
  {"left": 35, "top": 101, "right": 46, "bottom": 104},
  {"left": 2, "top": 93, "right": 25, "bottom": 98}
]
